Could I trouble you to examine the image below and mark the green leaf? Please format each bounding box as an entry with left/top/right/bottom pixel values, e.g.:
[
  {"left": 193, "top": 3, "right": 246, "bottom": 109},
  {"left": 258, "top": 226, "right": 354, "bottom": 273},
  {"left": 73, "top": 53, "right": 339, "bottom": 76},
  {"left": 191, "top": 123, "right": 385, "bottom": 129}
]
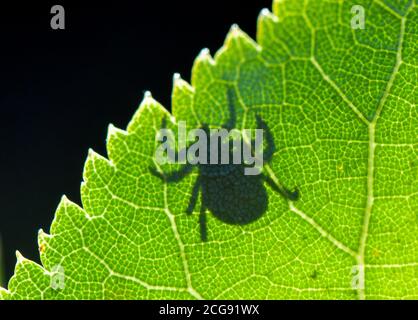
[{"left": 1, "top": 0, "right": 417, "bottom": 300}]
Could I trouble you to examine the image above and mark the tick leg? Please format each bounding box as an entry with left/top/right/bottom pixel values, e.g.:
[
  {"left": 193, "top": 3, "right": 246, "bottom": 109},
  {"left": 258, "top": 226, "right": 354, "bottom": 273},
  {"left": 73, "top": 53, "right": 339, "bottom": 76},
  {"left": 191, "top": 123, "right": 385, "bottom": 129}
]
[
  {"left": 186, "top": 177, "right": 201, "bottom": 215},
  {"left": 263, "top": 174, "right": 299, "bottom": 201},
  {"left": 164, "top": 136, "right": 186, "bottom": 164},
  {"left": 160, "top": 117, "right": 187, "bottom": 163},
  {"left": 255, "top": 115, "right": 276, "bottom": 163},
  {"left": 150, "top": 163, "right": 193, "bottom": 183},
  {"left": 165, "top": 142, "right": 187, "bottom": 164},
  {"left": 199, "top": 205, "right": 208, "bottom": 242},
  {"left": 222, "top": 88, "right": 237, "bottom": 130}
]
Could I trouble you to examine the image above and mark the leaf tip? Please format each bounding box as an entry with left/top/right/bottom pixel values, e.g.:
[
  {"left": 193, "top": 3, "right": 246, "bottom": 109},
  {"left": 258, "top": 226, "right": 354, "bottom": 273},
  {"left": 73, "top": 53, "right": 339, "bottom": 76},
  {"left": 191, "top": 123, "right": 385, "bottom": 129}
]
[
  {"left": 259, "top": 8, "right": 278, "bottom": 22},
  {"left": 38, "top": 228, "right": 51, "bottom": 239},
  {"left": 144, "top": 90, "right": 153, "bottom": 99},
  {"left": 15, "top": 251, "right": 26, "bottom": 264},
  {"left": 107, "top": 123, "right": 127, "bottom": 142},
  {"left": 196, "top": 48, "right": 215, "bottom": 65},
  {"left": 227, "top": 24, "right": 244, "bottom": 41},
  {"left": 140, "top": 90, "right": 162, "bottom": 109},
  {"left": 260, "top": 8, "right": 270, "bottom": 16},
  {"left": 107, "top": 123, "right": 116, "bottom": 142},
  {"left": 59, "top": 195, "right": 74, "bottom": 211},
  {"left": 231, "top": 23, "right": 240, "bottom": 31},
  {"left": 88, "top": 148, "right": 95, "bottom": 159},
  {"left": 173, "top": 73, "right": 194, "bottom": 92},
  {"left": 108, "top": 123, "right": 116, "bottom": 131},
  {"left": 225, "top": 23, "right": 261, "bottom": 53},
  {"left": 173, "top": 73, "right": 184, "bottom": 86}
]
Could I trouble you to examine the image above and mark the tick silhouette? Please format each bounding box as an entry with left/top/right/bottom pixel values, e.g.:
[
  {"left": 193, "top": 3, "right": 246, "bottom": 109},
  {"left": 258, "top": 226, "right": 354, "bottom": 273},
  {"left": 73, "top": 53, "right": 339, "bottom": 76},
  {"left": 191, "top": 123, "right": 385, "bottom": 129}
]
[{"left": 151, "top": 90, "right": 298, "bottom": 241}]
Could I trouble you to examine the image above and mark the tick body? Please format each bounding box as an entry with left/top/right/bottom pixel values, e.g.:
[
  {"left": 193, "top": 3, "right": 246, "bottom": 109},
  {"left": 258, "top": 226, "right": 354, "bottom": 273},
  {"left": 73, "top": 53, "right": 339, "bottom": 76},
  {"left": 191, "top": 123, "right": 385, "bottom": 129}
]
[{"left": 151, "top": 89, "right": 298, "bottom": 241}]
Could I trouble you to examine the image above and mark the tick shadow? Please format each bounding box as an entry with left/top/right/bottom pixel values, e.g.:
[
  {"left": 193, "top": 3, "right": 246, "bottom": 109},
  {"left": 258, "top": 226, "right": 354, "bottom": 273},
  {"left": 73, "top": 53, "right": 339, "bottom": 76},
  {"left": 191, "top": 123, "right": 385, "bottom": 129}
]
[{"left": 151, "top": 88, "right": 298, "bottom": 241}]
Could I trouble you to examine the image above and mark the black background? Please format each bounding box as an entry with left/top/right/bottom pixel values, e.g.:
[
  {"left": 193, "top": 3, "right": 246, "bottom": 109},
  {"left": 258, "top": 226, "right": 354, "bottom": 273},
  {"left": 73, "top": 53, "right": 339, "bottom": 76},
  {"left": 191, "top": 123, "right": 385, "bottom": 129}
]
[
  {"left": 0, "top": 1, "right": 271, "bottom": 285},
  {"left": 1, "top": 300, "right": 408, "bottom": 317}
]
